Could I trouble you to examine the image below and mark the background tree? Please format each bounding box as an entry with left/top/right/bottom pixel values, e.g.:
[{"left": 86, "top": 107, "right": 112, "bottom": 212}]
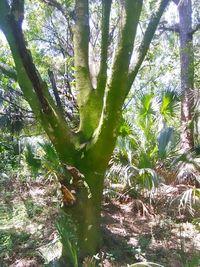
[
  {"left": 0, "top": 0, "right": 170, "bottom": 260},
  {"left": 157, "top": 0, "right": 200, "bottom": 184},
  {"left": 173, "top": 0, "right": 195, "bottom": 151}
]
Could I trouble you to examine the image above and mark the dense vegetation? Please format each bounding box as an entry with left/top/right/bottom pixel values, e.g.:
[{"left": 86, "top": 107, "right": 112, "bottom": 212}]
[{"left": 0, "top": 0, "right": 200, "bottom": 266}]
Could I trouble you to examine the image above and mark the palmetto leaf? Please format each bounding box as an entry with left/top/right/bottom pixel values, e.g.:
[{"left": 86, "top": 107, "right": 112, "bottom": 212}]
[
  {"left": 172, "top": 145, "right": 200, "bottom": 168},
  {"left": 158, "top": 127, "right": 174, "bottom": 160},
  {"left": 179, "top": 188, "right": 194, "bottom": 215},
  {"left": 109, "top": 89, "right": 180, "bottom": 190},
  {"left": 138, "top": 168, "right": 160, "bottom": 190},
  {"left": 159, "top": 88, "right": 180, "bottom": 119},
  {"left": 56, "top": 212, "right": 78, "bottom": 267},
  {"left": 39, "top": 142, "right": 60, "bottom": 171},
  {"left": 39, "top": 142, "right": 58, "bottom": 162},
  {"left": 119, "top": 120, "right": 132, "bottom": 137},
  {"left": 25, "top": 144, "right": 41, "bottom": 173},
  {"left": 136, "top": 92, "right": 155, "bottom": 118}
]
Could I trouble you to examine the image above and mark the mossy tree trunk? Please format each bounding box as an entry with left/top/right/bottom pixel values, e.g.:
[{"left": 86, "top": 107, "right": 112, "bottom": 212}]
[{"left": 0, "top": 0, "right": 170, "bottom": 260}]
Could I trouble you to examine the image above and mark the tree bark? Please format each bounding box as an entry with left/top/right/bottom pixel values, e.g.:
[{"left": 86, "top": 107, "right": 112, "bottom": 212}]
[
  {"left": 59, "top": 162, "right": 105, "bottom": 262},
  {"left": 175, "top": 0, "right": 194, "bottom": 151}
]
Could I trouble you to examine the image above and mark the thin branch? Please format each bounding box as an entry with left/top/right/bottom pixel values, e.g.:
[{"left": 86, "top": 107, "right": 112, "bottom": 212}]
[
  {"left": 7, "top": 86, "right": 23, "bottom": 97},
  {"left": 0, "top": 111, "right": 35, "bottom": 119},
  {"left": 0, "top": 94, "right": 33, "bottom": 114},
  {"left": 109, "top": 17, "right": 120, "bottom": 45},
  {"left": 159, "top": 24, "right": 180, "bottom": 33},
  {"left": 48, "top": 69, "right": 64, "bottom": 114},
  {"left": 40, "top": 0, "right": 65, "bottom": 15}
]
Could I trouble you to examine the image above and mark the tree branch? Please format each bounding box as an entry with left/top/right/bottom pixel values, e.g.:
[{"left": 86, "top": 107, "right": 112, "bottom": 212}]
[
  {"left": 103, "top": 0, "right": 142, "bottom": 109},
  {"left": 40, "top": 0, "right": 65, "bottom": 15},
  {"left": 9, "top": 1, "right": 51, "bottom": 113},
  {"left": 96, "top": 0, "right": 112, "bottom": 98},
  {"left": 0, "top": 0, "right": 77, "bottom": 163},
  {"left": 159, "top": 23, "right": 180, "bottom": 33},
  {"left": 11, "top": 0, "right": 24, "bottom": 26},
  {"left": 87, "top": 0, "right": 143, "bottom": 165},
  {"left": 128, "top": 0, "right": 170, "bottom": 90},
  {"left": 48, "top": 69, "right": 64, "bottom": 114},
  {"left": 73, "top": 0, "right": 99, "bottom": 139},
  {"left": 74, "top": 0, "right": 92, "bottom": 92},
  {"left": 0, "top": 94, "right": 33, "bottom": 114},
  {"left": 172, "top": 0, "right": 179, "bottom": 5}
]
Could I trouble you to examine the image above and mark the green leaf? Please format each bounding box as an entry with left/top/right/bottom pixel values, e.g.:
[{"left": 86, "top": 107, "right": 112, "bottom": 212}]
[
  {"left": 25, "top": 144, "right": 41, "bottom": 174},
  {"left": 158, "top": 127, "right": 174, "bottom": 159}
]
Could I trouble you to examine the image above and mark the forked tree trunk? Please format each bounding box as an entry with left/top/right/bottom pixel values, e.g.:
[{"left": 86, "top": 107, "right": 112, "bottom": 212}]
[{"left": 0, "top": 0, "right": 170, "bottom": 263}]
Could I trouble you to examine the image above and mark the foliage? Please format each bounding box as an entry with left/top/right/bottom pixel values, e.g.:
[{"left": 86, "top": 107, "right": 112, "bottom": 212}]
[
  {"left": 171, "top": 144, "right": 200, "bottom": 185},
  {"left": 106, "top": 89, "right": 179, "bottom": 192},
  {"left": 158, "top": 126, "right": 174, "bottom": 160},
  {"left": 24, "top": 140, "right": 61, "bottom": 180},
  {"left": 25, "top": 144, "right": 41, "bottom": 175}
]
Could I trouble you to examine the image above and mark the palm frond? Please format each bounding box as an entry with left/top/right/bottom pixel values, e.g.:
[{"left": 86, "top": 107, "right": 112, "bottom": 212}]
[
  {"left": 39, "top": 142, "right": 60, "bottom": 172},
  {"left": 106, "top": 162, "right": 139, "bottom": 185},
  {"left": 158, "top": 127, "right": 174, "bottom": 160},
  {"left": 138, "top": 168, "right": 160, "bottom": 190},
  {"left": 159, "top": 88, "right": 180, "bottom": 120},
  {"left": 178, "top": 188, "right": 195, "bottom": 216},
  {"left": 135, "top": 92, "right": 155, "bottom": 118},
  {"left": 25, "top": 144, "right": 41, "bottom": 174}
]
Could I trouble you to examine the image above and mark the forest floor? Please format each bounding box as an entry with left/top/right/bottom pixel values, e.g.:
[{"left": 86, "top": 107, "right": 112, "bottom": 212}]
[{"left": 1, "top": 175, "right": 200, "bottom": 267}]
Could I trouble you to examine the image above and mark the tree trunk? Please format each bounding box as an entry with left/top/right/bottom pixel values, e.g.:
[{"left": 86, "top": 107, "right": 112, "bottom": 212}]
[
  {"left": 173, "top": 0, "right": 198, "bottom": 186},
  {"left": 176, "top": 0, "right": 194, "bottom": 151},
  {"left": 59, "top": 167, "right": 105, "bottom": 263}
]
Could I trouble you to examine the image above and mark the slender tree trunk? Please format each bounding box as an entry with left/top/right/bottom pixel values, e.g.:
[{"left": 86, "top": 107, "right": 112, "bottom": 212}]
[{"left": 176, "top": 0, "right": 194, "bottom": 151}]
